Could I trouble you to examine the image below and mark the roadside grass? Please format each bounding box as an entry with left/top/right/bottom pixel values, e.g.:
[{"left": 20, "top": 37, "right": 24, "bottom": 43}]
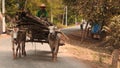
[
  {"left": 55, "top": 23, "right": 67, "bottom": 29},
  {"left": 64, "top": 30, "right": 117, "bottom": 68}
]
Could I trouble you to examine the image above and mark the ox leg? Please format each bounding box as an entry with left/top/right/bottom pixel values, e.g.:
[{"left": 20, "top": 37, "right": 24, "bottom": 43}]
[
  {"left": 19, "top": 43, "right": 22, "bottom": 57},
  {"left": 22, "top": 41, "right": 26, "bottom": 56},
  {"left": 53, "top": 45, "right": 59, "bottom": 61},
  {"left": 16, "top": 44, "right": 19, "bottom": 57},
  {"left": 12, "top": 40, "right": 16, "bottom": 59},
  {"left": 24, "top": 44, "right": 26, "bottom": 56},
  {"left": 52, "top": 41, "right": 59, "bottom": 61},
  {"left": 49, "top": 42, "right": 56, "bottom": 61},
  {"left": 16, "top": 42, "right": 21, "bottom": 58},
  {"left": 52, "top": 48, "right": 55, "bottom": 61},
  {"left": 52, "top": 47, "right": 59, "bottom": 61},
  {"left": 22, "top": 42, "right": 24, "bottom": 55},
  {"left": 22, "top": 43, "right": 24, "bottom": 56}
]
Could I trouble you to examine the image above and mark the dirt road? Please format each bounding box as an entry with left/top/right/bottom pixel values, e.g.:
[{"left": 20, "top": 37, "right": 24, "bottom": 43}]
[{"left": 0, "top": 27, "right": 91, "bottom": 68}]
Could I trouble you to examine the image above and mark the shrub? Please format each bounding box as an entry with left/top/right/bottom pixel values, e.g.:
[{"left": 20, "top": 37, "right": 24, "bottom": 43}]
[{"left": 106, "top": 15, "right": 120, "bottom": 49}]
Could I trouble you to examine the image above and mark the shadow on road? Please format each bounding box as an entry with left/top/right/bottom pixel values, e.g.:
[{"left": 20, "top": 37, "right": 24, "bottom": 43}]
[{"left": 21, "top": 50, "right": 52, "bottom": 62}]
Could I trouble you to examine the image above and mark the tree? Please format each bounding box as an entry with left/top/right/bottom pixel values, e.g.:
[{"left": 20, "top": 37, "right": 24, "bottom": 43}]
[
  {"left": 63, "top": 0, "right": 120, "bottom": 25},
  {"left": 105, "top": 15, "right": 120, "bottom": 68},
  {"left": 106, "top": 15, "right": 120, "bottom": 49},
  {"left": 5, "top": 0, "right": 18, "bottom": 16},
  {"left": 62, "top": 0, "right": 120, "bottom": 41},
  {"left": 47, "top": 0, "right": 64, "bottom": 23},
  {"left": 5, "top": 0, "right": 64, "bottom": 24}
]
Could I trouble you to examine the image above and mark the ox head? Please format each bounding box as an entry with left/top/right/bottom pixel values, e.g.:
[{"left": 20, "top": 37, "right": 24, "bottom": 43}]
[
  {"left": 13, "top": 27, "right": 19, "bottom": 39},
  {"left": 48, "top": 26, "right": 57, "bottom": 34}
]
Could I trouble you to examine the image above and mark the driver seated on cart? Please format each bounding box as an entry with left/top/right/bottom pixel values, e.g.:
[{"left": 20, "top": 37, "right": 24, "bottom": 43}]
[{"left": 36, "top": 4, "right": 48, "bottom": 21}]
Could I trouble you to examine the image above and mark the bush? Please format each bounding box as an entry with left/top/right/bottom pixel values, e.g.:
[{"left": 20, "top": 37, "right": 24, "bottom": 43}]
[{"left": 106, "top": 15, "right": 120, "bottom": 49}]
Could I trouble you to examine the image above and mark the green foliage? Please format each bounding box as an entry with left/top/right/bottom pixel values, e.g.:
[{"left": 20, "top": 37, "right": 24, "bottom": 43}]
[
  {"left": 47, "top": 0, "right": 64, "bottom": 23},
  {"left": 63, "top": 0, "right": 120, "bottom": 47},
  {"left": 106, "top": 15, "right": 120, "bottom": 49},
  {"left": 5, "top": 0, "right": 120, "bottom": 26},
  {"left": 55, "top": 23, "right": 66, "bottom": 29},
  {"left": 5, "top": 0, "right": 64, "bottom": 24},
  {"left": 63, "top": 0, "right": 120, "bottom": 25},
  {"left": 5, "top": 0, "right": 18, "bottom": 16}
]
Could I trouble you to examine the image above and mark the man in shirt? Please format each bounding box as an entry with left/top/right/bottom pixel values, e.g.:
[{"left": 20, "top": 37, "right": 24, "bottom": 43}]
[{"left": 36, "top": 4, "right": 48, "bottom": 20}]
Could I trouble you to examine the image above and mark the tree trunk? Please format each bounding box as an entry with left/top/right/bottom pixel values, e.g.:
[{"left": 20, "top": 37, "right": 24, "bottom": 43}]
[{"left": 111, "top": 49, "right": 119, "bottom": 68}]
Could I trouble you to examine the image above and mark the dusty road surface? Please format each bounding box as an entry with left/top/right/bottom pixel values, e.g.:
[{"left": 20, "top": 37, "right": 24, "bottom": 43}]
[
  {"left": 61, "top": 25, "right": 80, "bottom": 34},
  {"left": 0, "top": 27, "right": 91, "bottom": 68}
]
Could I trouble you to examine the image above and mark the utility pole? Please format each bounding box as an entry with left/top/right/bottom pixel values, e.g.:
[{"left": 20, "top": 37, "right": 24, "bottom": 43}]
[
  {"left": 51, "top": 7, "right": 53, "bottom": 23},
  {"left": 62, "top": 7, "right": 65, "bottom": 25},
  {"left": 65, "top": 6, "right": 67, "bottom": 26},
  {"left": 75, "top": 17, "right": 77, "bottom": 25},
  {"left": 0, "top": 0, "right": 2, "bottom": 34},
  {"left": 50, "top": 0, "right": 53, "bottom": 23},
  {"left": 2, "top": 0, "right": 5, "bottom": 33},
  {"left": 25, "top": 0, "right": 27, "bottom": 9}
]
